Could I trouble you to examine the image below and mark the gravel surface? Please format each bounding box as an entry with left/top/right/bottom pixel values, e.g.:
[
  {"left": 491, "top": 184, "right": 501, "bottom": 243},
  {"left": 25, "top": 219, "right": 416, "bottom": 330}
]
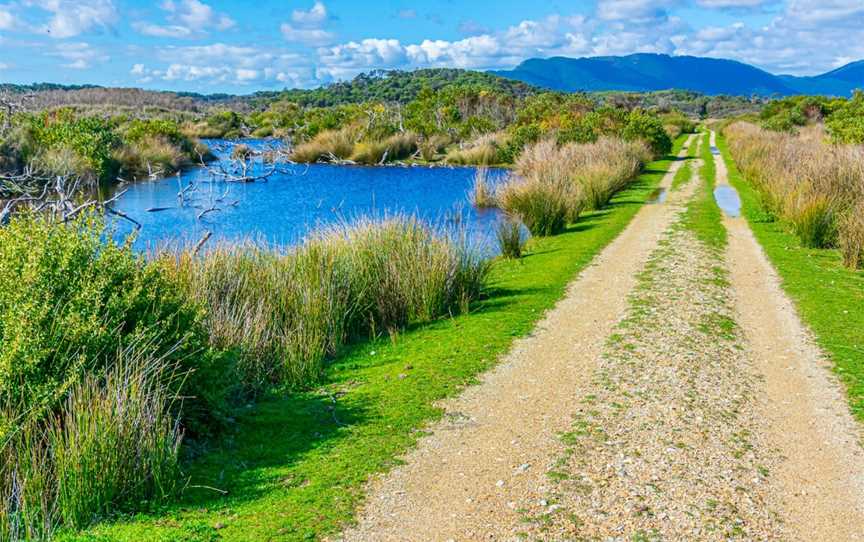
[
  {"left": 717, "top": 131, "right": 864, "bottom": 540},
  {"left": 523, "top": 201, "right": 785, "bottom": 540},
  {"left": 336, "top": 134, "right": 864, "bottom": 541},
  {"left": 338, "top": 137, "right": 697, "bottom": 542}
]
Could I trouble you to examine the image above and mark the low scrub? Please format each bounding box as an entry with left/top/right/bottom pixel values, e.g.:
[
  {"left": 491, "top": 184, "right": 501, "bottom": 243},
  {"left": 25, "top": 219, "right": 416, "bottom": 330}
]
[{"left": 725, "top": 121, "right": 864, "bottom": 267}]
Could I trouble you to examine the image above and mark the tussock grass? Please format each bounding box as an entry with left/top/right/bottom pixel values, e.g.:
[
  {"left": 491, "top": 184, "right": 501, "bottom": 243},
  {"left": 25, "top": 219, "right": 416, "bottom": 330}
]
[
  {"left": 159, "top": 215, "right": 489, "bottom": 390},
  {"left": 725, "top": 122, "right": 864, "bottom": 267},
  {"left": 1, "top": 347, "right": 182, "bottom": 539},
  {"left": 350, "top": 132, "right": 419, "bottom": 165},
  {"left": 290, "top": 127, "right": 357, "bottom": 163},
  {"left": 114, "top": 136, "right": 189, "bottom": 179},
  {"left": 469, "top": 167, "right": 496, "bottom": 208},
  {"left": 496, "top": 216, "right": 528, "bottom": 259},
  {"left": 446, "top": 132, "right": 507, "bottom": 166},
  {"left": 419, "top": 134, "right": 450, "bottom": 161},
  {"left": 0, "top": 211, "right": 489, "bottom": 539},
  {"left": 495, "top": 137, "right": 649, "bottom": 236}
]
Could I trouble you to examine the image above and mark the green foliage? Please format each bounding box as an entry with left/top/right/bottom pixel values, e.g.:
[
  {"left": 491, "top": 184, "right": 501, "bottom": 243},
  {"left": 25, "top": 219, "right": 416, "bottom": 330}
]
[
  {"left": 826, "top": 90, "right": 864, "bottom": 144},
  {"left": 28, "top": 110, "right": 120, "bottom": 180},
  {"left": 205, "top": 110, "right": 244, "bottom": 139},
  {"left": 79, "top": 140, "right": 680, "bottom": 542},
  {"left": 255, "top": 68, "right": 537, "bottom": 108},
  {"left": 122, "top": 119, "right": 185, "bottom": 146},
  {"left": 0, "top": 213, "right": 227, "bottom": 434},
  {"left": 759, "top": 95, "right": 845, "bottom": 134},
  {"left": 622, "top": 110, "right": 672, "bottom": 157}
]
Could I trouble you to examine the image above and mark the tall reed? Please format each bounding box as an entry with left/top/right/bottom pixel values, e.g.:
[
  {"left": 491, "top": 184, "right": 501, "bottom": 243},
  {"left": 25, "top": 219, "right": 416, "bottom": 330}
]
[
  {"left": 159, "top": 215, "right": 490, "bottom": 390},
  {"left": 495, "top": 138, "right": 648, "bottom": 236},
  {"left": 496, "top": 216, "right": 528, "bottom": 259},
  {"left": 1, "top": 346, "right": 182, "bottom": 539},
  {"left": 469, "top": 167, "right": 496, "bottom": 208},
  {"left": 725, "top": 122, "right": 864, "bottom": 267}
]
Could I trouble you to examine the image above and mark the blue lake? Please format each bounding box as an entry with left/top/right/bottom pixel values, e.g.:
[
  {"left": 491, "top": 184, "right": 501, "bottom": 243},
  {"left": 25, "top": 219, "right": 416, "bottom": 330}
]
[{"left": 109, "top": 139, "right": 508, "bottom": 253}]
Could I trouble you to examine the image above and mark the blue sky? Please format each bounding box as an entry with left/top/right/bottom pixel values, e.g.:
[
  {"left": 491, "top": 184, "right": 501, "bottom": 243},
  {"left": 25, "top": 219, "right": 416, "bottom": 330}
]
[{"left": 0, "top": 0, "right": 861, "bottom": 94}]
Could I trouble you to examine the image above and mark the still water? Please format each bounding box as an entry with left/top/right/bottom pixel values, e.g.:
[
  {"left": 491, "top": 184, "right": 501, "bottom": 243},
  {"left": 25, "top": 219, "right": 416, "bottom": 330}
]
[{"left": 109, "top": 139, "right": 508, "bottom": 252}]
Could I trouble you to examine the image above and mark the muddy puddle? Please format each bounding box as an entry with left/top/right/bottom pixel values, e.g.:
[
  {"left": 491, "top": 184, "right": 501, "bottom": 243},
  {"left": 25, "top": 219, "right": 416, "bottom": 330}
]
[{"left": 647, "top": 187, "right": 668, "bottom": 204}]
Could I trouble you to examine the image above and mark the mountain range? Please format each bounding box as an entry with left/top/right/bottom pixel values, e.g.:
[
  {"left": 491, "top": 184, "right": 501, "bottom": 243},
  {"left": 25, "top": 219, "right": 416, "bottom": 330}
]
[{"left": 492, "top": 54, "right": 864, "bottom": 97}]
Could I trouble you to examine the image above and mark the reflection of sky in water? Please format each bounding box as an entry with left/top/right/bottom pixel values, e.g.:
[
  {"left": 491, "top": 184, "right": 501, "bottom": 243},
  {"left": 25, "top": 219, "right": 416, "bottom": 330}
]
[
  {"left": 714, "top": 185, "right": 742, "bottom": 218},
  {"left": 108, "top": 139, "right": 508, "bottom": 254}
]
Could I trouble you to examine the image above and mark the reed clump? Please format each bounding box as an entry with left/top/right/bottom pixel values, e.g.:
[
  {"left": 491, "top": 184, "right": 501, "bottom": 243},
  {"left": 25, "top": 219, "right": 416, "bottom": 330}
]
[
  {"left": 446, "top": 132, "right": 507, "bottom": 166},
  {"left": 0, "top": 211, "right": 489, "bottom": 538},
  {"left": 469, "top": 167, "right": 496, "bottom": 208},
  {"left": 1, "top": 347, "right": 183, "bottom": 540},
  {"left": 496, "top": 216, "right": 528, "bottom": 259},
  {"left": 159, "top": 214, "right": 489, "bottom": 390},
  {"left": 290, "top": 126, "right": 358, "bottom": 163},
  {"left": 725, "top": 122, "right": 864, "bottom": 267},
  {"left": 494, "top": 138, "right": 649, "bottom": 236}
]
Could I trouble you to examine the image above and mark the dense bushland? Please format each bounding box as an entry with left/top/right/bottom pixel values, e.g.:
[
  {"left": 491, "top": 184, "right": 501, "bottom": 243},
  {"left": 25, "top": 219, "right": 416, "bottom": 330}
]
[
  {"left": 0, "top": 211, "right": 488, "bottom": 539},
  {"left": 758, "top": 92, "right": 864, "bottom": 145},
  {"left": 246, "top": 87, "right": 674, "bottom": 166},
  {"left": 0, "top": 108, "right": 209, "bottom": 185},
  {"left": 725, "top": 121, "right": 864, "bottom": 268}
]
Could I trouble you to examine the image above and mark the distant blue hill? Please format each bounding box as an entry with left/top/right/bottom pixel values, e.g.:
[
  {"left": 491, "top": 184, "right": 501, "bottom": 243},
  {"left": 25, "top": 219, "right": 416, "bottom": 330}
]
[{"left": 491, "top": 54, "right": 864, "bottom": 97}]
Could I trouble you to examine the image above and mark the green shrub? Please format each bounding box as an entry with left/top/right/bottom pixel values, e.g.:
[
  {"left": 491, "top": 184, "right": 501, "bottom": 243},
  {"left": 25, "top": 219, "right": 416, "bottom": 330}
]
[
  {"left": 622, "top": 110, "right": 672, "bottom": 157},
  {"left": 28, "top": 110, "right": 120, "bottom": 181},
  {"left": 0, "top": 213, "right": 229, "bottom": 435}
]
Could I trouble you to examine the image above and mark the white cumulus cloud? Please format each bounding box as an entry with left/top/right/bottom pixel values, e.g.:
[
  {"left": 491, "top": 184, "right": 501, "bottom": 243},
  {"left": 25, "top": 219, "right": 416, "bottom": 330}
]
[
  {"left": 134, "top": 0, "right": 234, "bottom": 38},
  {"left": 27, "top": 0, "right": 117, "bottom": 38}
]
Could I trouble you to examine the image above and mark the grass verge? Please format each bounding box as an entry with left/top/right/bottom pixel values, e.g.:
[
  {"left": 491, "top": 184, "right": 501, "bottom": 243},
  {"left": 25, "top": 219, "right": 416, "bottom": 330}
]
[
  {"left": 680, "top": 131, "right": 726, "bottom": 250},
  {"left": 716, "top": 132, "right": 864, "bottom": 421},
  {"left": 68, "top": 137, "right": 685, "bottom": 542}
]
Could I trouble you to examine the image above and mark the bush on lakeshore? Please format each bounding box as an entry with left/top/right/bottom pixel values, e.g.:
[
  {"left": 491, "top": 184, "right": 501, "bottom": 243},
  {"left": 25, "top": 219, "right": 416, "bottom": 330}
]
[{"left": 469, "top": 167, "right": 496, "bottom": 208}]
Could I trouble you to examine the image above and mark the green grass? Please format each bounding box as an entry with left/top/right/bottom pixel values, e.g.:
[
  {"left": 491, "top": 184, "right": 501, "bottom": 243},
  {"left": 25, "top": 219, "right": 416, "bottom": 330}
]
[
  {"left": 680, "top": 131, "right": 726, "bottom": 250},
  {"left": 68, "top": 137, "right": 685, "bottom": 542},
  {"left": 670, "top": 133, "right": 699, "bottom": 191},
  {"left": 716, "top": 132, "right": 864, "bottom": 421}
]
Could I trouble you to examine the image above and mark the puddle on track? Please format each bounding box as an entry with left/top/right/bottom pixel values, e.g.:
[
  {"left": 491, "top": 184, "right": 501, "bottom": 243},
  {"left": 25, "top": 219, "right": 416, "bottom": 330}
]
[
  {"left": 714, "top": 185, "right": 742, "bottom": 217},
  {"left": 647, "top": 187, "right": 668, "bottom": 204}
]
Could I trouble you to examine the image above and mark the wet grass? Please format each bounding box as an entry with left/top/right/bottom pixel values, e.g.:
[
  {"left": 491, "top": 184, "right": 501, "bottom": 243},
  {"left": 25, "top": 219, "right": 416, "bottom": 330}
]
[
  {"left": 716, "top": 132, "right": 864, "bottom": 422},
  {"left": 68, "top": 139, "right": 685, "bottom": 542}
]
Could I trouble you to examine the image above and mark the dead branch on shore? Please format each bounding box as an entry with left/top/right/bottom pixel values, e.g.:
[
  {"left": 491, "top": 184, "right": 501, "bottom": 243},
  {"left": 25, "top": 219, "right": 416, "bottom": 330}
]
[{"left": 0, "top": 170, "right": 141, "bottom": 229}]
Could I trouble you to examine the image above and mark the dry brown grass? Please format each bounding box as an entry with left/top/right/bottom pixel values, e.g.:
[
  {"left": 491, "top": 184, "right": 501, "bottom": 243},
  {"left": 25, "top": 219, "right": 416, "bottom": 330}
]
[
  {"left": 725, "top": 121, "right": 864, "bottom": 267},
  {"left": 446, "top": 132, "right": 507, "bottom": 166},
  {"left": 290, "top": 127, "right": 358, "bottom": 163},
  {"left": 493, "top": 137, "right": 648, "bottom": 236}
]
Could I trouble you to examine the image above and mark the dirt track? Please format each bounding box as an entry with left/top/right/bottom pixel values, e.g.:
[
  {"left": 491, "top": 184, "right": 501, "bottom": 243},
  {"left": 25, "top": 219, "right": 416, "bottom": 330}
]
[{"left": 337, "top": 133, "right": 864, "bottom": 541}]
